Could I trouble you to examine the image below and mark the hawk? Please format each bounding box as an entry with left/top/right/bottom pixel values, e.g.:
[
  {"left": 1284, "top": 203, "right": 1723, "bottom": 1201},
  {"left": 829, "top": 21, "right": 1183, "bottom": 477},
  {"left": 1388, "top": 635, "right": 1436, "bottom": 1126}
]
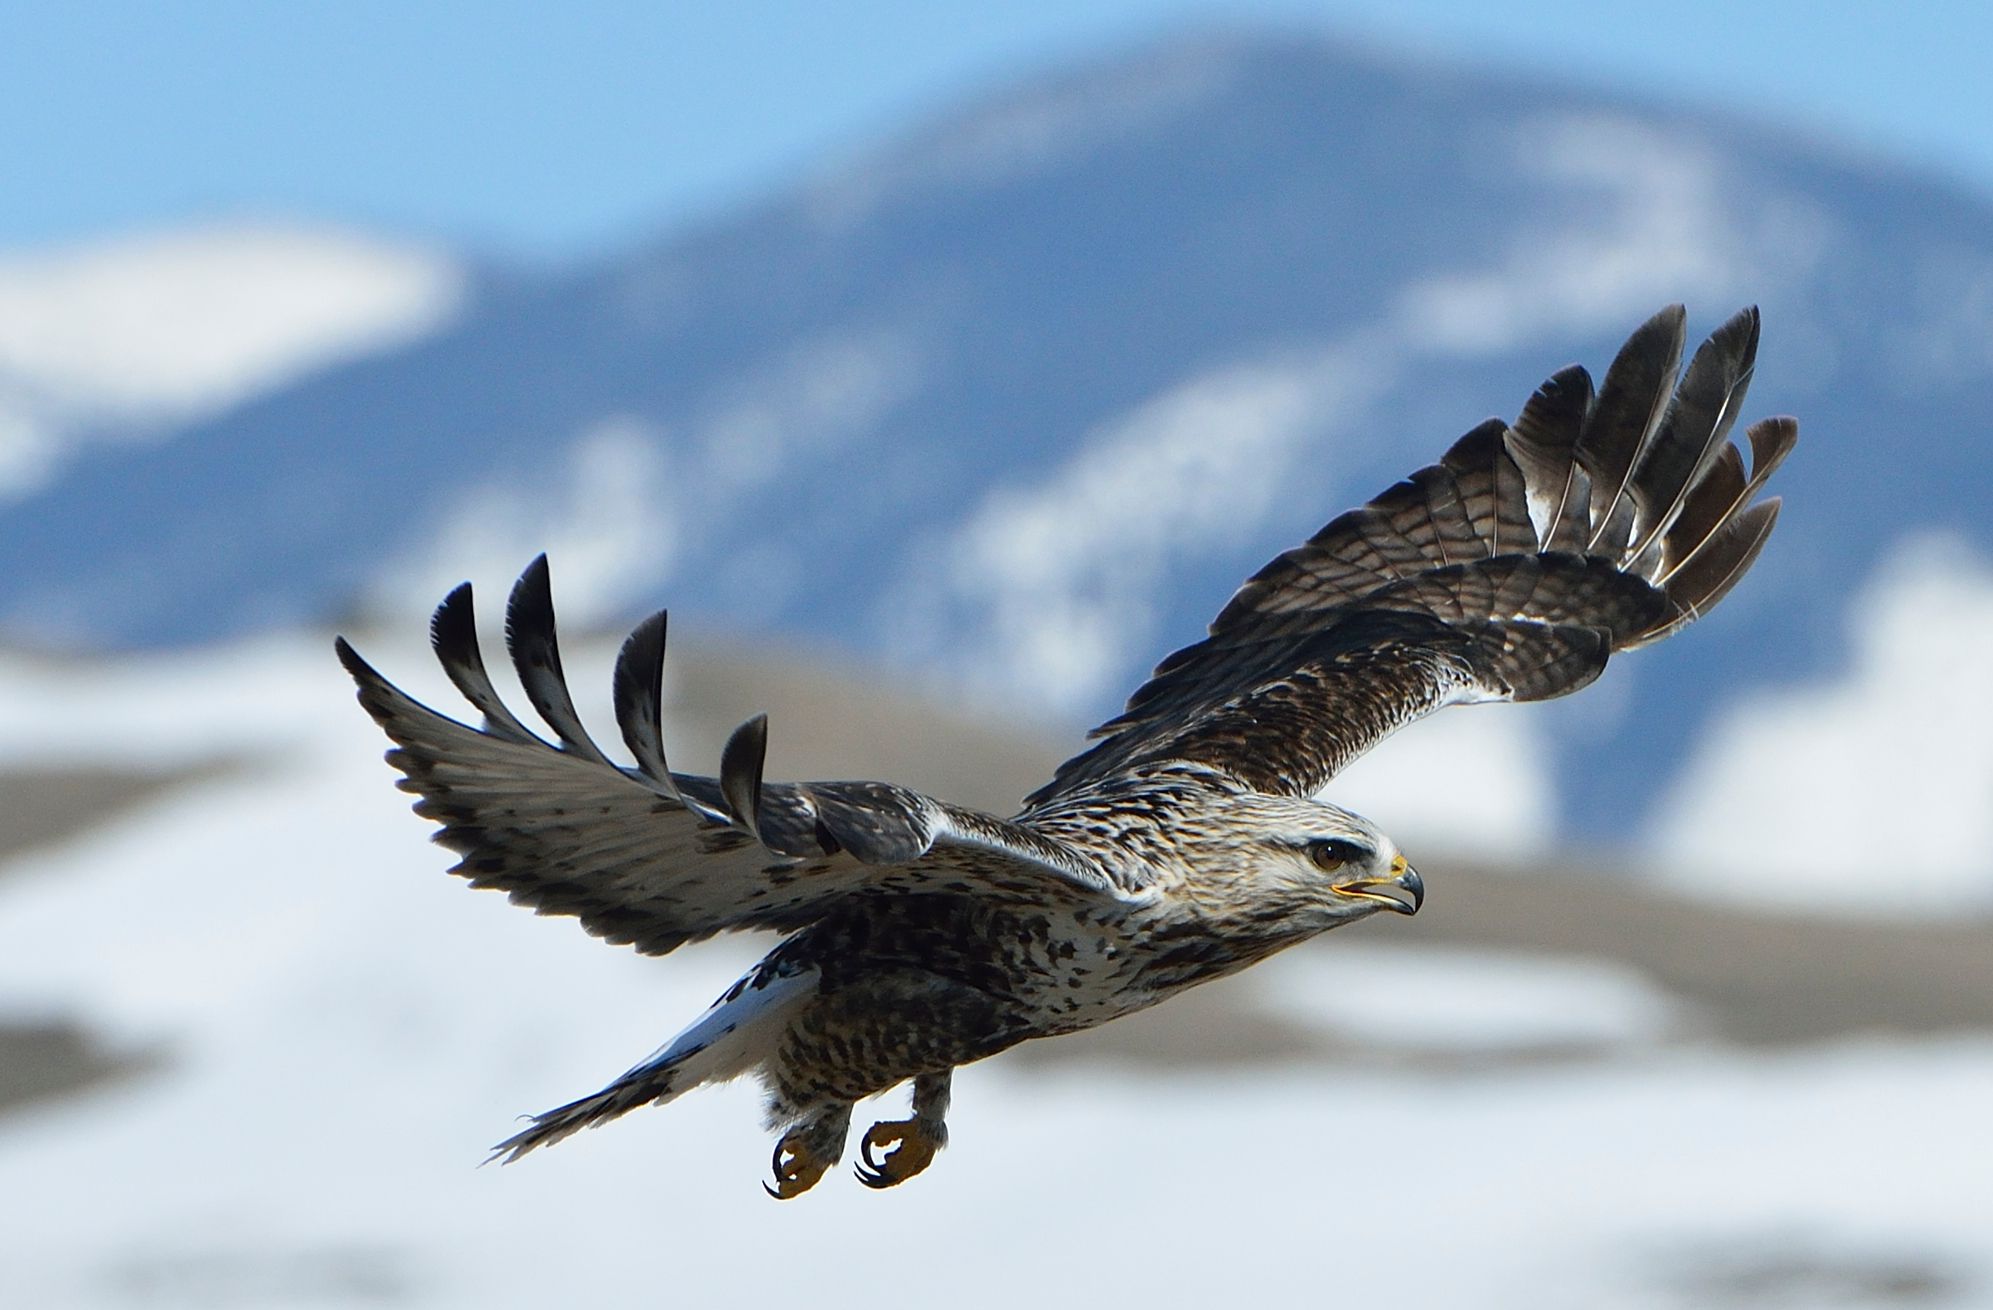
[{"left": 339, "top": 305, "right": 1792, "bottom": 1197}]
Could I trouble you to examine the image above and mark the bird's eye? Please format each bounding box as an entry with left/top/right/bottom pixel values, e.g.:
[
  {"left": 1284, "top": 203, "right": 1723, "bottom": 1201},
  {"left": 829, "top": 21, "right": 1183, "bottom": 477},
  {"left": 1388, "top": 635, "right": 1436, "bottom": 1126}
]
[{"left": 1309, "top": 838, "right": 1368, "bottom": 872}]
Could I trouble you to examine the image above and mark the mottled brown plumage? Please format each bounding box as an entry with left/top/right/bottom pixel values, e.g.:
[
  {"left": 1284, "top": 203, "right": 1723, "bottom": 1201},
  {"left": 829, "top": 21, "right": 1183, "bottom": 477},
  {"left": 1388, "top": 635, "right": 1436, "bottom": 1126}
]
[{"left": 339, "top": 305, "right": 1793, "bottom": 1196}]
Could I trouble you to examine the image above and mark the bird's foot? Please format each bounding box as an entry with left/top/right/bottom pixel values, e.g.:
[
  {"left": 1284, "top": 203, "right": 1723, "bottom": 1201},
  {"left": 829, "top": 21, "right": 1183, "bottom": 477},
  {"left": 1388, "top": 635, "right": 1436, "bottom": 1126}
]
[
  {"left": 765, "top": 1130, "right": 834, "bottom": 1200},
  {"left": 854, "top": 1116, "right": 945, "bottom": 1189}
]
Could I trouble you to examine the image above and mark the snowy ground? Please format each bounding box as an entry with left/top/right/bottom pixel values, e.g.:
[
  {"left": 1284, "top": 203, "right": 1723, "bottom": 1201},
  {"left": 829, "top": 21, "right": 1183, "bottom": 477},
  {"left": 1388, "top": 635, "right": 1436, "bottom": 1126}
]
[
  {"left": 0, "top": 222, "right": 464, "bottom": 498},
  {"left": 2, "top": 634, "right": 1990, "bottom": 1309}
]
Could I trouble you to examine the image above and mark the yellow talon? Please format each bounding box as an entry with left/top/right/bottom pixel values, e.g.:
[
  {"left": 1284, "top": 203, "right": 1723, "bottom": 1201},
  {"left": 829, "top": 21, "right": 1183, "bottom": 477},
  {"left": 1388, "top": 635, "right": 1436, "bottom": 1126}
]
[
  {"left": 855, "top": 1117, "right": 942, "bottom": 1189},
  {"left": 765, "top": 1134, "right": 832, "bottom": 1200}
]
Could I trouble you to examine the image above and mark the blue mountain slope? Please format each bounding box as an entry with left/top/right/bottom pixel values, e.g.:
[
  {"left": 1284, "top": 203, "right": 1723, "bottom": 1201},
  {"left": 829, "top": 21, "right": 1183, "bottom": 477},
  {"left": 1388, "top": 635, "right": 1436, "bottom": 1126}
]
[{"left": 4, "top": 34, "right": 1990, "bottom": 833}]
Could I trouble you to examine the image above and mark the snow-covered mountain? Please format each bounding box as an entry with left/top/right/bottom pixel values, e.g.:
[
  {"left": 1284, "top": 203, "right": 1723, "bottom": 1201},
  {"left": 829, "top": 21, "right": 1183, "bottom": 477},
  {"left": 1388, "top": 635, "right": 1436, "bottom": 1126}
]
[
  {"left": 0, "top": 222, "right": 466, "bottom": 498},
  {"left": 3, "top": 32, "right": 1991, "bottom": 841}
]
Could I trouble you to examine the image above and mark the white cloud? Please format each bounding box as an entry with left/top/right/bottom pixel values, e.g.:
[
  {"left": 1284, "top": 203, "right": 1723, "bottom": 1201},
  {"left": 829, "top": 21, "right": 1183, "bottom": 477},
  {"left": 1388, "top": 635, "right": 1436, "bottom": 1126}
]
[
  {"left": 1652, "top": 534, "right": 1993, "bottom": 914},
  {"left": 0, "top": 221, "right": 464, "bottom": 496}
]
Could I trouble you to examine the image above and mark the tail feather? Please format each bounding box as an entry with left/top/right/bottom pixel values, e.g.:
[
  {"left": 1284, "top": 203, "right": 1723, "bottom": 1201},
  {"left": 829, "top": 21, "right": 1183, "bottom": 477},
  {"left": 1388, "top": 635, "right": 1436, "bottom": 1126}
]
[
  {"left": 489, "top": 962, "right": 819, "bottom": 1164},
  {"left": 489, "top": 1058, "right": 687, "bottom": 1164}
]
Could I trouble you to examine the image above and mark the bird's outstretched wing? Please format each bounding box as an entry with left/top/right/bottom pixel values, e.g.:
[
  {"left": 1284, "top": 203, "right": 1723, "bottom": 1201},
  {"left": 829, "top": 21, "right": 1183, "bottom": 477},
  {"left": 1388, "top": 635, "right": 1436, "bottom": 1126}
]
[
  {"left": 1026, "top": 305, "right": 1795, "bottom": 808},
  {"left": 340, "top": 558, "right": 1145, "bottom": 956}
]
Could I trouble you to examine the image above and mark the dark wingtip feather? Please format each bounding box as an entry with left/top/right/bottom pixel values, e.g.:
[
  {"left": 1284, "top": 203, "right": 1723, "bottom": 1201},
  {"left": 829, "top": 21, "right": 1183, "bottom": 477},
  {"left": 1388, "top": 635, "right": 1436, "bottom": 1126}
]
[
  {"left": 719, "top": 714, "right": 770, "bottom": 835},
  {"left": 1505, "top": 362, "right": 1595, "bottom": 552},
  {"left": 504, "top": 556, "right": 557, "bottom": 658},
  {"left": 1655, "top": 413, "right": 1798, "bottom": 588},
  {"left": 1619, "top": 305, "right": 1764, "bottom": 568},
  {"left": 429, "top": 582, "right": 477, "bottom": 657},
  {"left": 1644, "top": 498, "right": 1782, "bottom": 646},
  {"left": 502, "top": 556, "right": 613, "bottom": 764},
  {"left": 1613, "top": 304, "right": 1690, "bottom": 384},
  {"left": 1746, "top": 415, "right": 1799, "bottom": 481},
  {"left": 613, "top": 609, "right": 677, "bottom": 789},
  {"left": 1582, "top": 305, "right": 1688, "bottom": 555},
  {"left": 333, "top": 635, "right": 371, "bottom": 681},
  {"left": 424, "top": 576, "right": 540, "bottom": 745}
]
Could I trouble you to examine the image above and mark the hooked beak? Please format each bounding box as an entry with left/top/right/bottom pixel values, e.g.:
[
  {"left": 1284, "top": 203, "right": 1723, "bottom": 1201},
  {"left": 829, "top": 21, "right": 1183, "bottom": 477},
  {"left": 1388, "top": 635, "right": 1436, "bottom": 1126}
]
[{"left": 1332, "top": 855, "right": 1424, "bottom": 916}]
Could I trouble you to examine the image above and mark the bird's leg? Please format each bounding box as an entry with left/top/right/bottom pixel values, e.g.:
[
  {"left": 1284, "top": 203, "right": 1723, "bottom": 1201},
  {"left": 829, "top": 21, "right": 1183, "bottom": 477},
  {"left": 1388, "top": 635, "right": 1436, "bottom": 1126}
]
[
  {"left": 764, "top": 1102, "right": 850, "bottom": 1200},
  {"left": 855, "top": 1070, "right": 950, "bottom": 1189}
]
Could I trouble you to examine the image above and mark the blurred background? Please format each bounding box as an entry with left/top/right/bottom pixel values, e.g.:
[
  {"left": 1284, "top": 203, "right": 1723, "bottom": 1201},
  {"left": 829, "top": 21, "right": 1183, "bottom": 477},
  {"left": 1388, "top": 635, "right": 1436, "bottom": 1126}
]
[{"left": 3, "top": 3, "right": 1991, "bottom": 1306}]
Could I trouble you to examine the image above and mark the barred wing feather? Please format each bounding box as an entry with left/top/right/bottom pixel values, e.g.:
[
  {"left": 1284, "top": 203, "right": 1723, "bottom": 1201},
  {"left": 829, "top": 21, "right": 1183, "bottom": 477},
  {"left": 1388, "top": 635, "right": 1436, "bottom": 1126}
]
[
  {"left": 338, "top": 559, "right": 1140, "bottom": 957},
  {"left": 1027, "top": 305, "right": 1795, "bottom": 807}
]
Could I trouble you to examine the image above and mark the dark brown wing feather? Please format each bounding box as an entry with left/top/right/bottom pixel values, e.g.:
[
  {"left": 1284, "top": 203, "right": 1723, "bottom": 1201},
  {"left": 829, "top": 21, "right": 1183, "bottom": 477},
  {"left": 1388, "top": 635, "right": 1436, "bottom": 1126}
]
[
  {"left": 340, "top": 560, "right": 1142, "bottom": 956},
  {"left": 1026, "top": 306, "right": 1793, "bottom": 808}
]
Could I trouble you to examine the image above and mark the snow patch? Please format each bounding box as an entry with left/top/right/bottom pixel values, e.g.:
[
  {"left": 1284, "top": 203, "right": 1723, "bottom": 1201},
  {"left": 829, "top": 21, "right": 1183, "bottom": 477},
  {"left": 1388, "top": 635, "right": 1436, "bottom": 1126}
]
[
  {"left": 1653, "top": 534, "right": 1993, "bottom": 914},
  {"left": 1326, "top": 701, "right": 1558, "bottom": 858},
  {"left": 1260, "top": 941, "right": 1689, "bottom": 1051},
  {"left": 900, "top": 339, "right": 1395, "bottom": 715},
  {"left": 0, "top": 221, "right": 464, "bottom": 496},
  {"left": 900, "top": 109, "right": 1827, "bottom": 747},
  {"left": 1399, "top": 113, "right": 1831, "bottom": 354},
  {"left": 1882, "top": 240, "right": 1993, "bottom": 389},
  {"left": 691, "top": 327, "right": 920, "bottom": 489},
  {"left": 364, "top": 418, "right": 678, "bottom": 634},
  {"left": 0, "top": 633, "right": 348, "bottom": 770},
  {"left": 2, "top": 637, "right": 1992, "bottom": 1307}
]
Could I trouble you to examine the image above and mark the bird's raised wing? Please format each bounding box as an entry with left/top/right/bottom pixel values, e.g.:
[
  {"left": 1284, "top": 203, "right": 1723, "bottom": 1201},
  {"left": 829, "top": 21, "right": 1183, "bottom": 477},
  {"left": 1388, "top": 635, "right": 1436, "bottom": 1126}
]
[
  {"left": 1026, "top": 305, "right": 1795, "bottom": 808},
  {"left": 340, "top": 558, "right": 1144, "bottom": 956}
]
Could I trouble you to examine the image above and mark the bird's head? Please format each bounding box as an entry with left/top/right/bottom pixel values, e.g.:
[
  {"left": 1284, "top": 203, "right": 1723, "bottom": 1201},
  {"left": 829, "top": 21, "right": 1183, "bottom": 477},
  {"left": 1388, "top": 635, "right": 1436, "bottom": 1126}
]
[{"left": 1207, "top": 794, "right": 1423, "bottom": 930}]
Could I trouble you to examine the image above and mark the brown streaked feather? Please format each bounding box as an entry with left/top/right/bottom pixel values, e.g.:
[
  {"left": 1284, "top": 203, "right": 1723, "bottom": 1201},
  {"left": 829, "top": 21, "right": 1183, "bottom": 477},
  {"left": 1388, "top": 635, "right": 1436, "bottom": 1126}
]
[
  {"left": 1440, "top": 418, "right": 1537, "bottom": 558},
  {"left": 1504, "top": 362, "right": 1595, "bottom": 552},
  {"left": 1027, "top": 306, "right": 1793, "bottom": 809},
  {"left": 1623, "top": 306, "right": 1759, "bottom": 567},
  {"left": 1658, "top": 416, "right": 1797, "bottom": 585},
  {"left": 1581, "top": 304, "right": 1687, "bottom": 558},
  {"left": 1113, "top": 616, "right": 1487, "bottom": 795},
  {"left": 1642, "top": 498, "right": 1782, "bottom": 647},
  {"left": 1640, "top": 442, "right": 1742, "bottom": 581}
]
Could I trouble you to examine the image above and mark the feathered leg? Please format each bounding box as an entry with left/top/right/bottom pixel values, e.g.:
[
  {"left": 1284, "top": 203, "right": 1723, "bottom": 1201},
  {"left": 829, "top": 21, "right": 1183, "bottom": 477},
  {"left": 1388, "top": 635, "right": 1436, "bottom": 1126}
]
[
  {"left": 765, "top": 1102, "right": 851, "bottom": 1199},
  {"left": 855, "top": 1071, "right": 951, "bottom": 1190}
]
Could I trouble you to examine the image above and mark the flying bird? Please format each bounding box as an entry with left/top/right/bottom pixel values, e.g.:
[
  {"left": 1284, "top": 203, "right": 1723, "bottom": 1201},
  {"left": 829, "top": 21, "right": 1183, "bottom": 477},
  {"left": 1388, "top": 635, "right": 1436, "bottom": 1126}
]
[{"left": 338, "top": 305, "right": 1793, "bottom": 1197}]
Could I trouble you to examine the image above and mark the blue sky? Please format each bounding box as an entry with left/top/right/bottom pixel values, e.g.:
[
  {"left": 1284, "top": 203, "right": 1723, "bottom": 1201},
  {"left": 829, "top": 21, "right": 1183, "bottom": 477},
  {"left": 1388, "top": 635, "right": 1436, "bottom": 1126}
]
[{"left": 2, "top": 1, "right": 1985, "bottom": 261}]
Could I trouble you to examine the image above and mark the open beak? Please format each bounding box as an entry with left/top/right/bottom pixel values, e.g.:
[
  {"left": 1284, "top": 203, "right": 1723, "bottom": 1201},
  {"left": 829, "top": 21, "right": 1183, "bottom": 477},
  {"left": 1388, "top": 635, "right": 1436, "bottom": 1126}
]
[{"left": 1332, "top": 856, "right": 1424, "bottom": 916}]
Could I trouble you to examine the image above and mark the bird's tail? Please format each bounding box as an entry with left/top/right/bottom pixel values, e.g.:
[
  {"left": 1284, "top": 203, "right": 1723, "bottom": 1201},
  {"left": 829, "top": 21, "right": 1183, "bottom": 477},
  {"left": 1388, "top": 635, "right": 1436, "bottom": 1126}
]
[
  {"left": 488, "top": 1057, "right": 690, "bottom": 1163},
  {"left": 488, "top": 962, "right": 818, "bottom": 1164}
]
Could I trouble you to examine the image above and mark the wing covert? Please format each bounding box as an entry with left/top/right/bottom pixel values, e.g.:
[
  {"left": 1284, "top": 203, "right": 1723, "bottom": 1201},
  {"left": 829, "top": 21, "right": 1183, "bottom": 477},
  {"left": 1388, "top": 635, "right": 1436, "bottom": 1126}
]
[
  {"left": 1027, "top": 306, "right": 1794, "bottom": 808},
  {"left": 340, "top": 560, "right": 1142, "bottom": 956}
]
